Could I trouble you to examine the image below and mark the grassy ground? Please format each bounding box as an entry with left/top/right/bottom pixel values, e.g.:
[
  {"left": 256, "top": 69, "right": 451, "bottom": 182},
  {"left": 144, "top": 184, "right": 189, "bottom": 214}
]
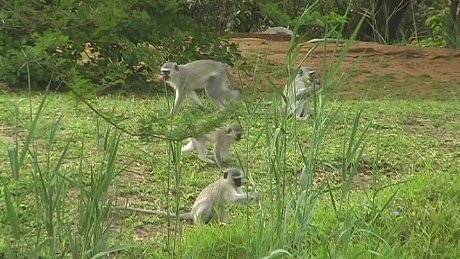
[{"left": 1, "top": 70, "right": 459, "bottom": 258}]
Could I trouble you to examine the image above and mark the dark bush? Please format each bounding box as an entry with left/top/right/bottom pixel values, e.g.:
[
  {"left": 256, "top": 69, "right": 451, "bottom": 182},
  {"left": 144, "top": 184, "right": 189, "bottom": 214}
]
[{"left": 0, "top": 0, "right": 240, "bottom": 94}]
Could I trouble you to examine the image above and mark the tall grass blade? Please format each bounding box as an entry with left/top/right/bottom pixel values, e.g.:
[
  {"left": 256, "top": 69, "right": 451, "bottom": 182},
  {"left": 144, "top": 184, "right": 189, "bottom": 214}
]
[
  {"left": 18, "top": 86, "right": 48, "bottom": 167},
  {"left": 7, "top": 146, "right": 19, "bottom": 180},
  {"left": 370, "top": 189, "right": 399, "bottom": 226},
  {"left": 3, "top": 186, "right": 21, "bottom": 240}
]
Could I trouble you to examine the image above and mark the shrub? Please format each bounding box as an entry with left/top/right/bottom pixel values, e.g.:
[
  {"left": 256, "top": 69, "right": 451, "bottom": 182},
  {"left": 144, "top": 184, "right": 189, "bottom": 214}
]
[{"left": 0, "top": 0, "right": 240, "bottom": 93}]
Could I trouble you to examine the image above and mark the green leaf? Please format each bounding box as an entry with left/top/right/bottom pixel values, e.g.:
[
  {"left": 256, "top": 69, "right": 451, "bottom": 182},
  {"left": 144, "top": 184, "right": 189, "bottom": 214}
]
[{"left": 3, "top": 186, "right": 20, "bottom": 240}]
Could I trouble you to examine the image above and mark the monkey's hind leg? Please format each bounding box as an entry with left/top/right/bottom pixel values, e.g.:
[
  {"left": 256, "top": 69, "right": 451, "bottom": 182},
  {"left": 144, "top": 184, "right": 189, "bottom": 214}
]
[
  {"left": 188, "top": 90, "right": 207, "bottom": 111},
  {"left": 217, "top": 207, "right": 229, "bottom": 223},
  {"left": 228, "top": 86, "right": 241, "bottom": 100},
  {"left": 181, "top": 139, "right": 196, "bottom": 153},
  {"left": 205, "top": 75, "right": 229, "bottom": 110},
  {"left": 192, "top": 204, "right": 216, "bottom": 224},
  {"left": 296, "top": 99, "right": 310, "bottom": 120}
]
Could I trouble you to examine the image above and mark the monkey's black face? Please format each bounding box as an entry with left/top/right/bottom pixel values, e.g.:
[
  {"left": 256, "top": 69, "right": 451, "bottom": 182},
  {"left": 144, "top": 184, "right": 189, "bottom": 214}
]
[
  {"left": 161, "top": 69, "right": 171, "bottom": 80},
  {"left": 234, "top": 132, "right": 243, "bottom": 141},
  {"left": 233, "top": 178, "right": 242, "bottom": 187},
  {"left": 298, "top": 67, "right": 316, "bottom": 78}
]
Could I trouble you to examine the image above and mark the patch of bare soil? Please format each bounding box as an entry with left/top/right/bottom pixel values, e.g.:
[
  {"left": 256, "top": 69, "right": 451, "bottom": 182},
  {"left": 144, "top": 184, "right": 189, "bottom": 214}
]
[{"left": 230, "top": 36, "right": 460, "bottom": 100}]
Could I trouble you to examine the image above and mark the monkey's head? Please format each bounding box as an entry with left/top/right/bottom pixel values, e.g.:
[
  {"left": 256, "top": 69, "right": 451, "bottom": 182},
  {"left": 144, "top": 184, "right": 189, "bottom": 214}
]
[
  {"left": 297, "top": 67, "right": 316, "bottom": 79},
  {"left": 160, "top": 62, "right": 179, "bottom": 81},
  {"left": 227, "top": 123, "right": 244, "bottom": 141},
  {"left": 297, "top": 67, "right": 320, "bottom": 87},
  {"left": 223, "top": 167, "right": 243, "bottom": 187}
]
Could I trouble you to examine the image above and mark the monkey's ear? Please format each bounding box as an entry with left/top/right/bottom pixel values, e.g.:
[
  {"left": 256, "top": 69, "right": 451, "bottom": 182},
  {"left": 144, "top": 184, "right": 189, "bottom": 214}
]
[
  {"left": 298, "top": 69, "right": 304, "bottom": 77},
  {"left": 174, "top": 64, "right": 179, "bottom": 71},
  {"left": 223, "top": 171, "right": 229, "bottom": 178},
  {"left": 227, "top": 128, "right": 232, "bottom": 134}
]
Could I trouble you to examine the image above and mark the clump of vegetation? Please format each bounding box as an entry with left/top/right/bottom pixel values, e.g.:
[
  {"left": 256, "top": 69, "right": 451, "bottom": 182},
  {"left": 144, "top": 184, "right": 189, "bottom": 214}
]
[
  {"left": 1, "top": 1, "right": 458, "bottom": 96},
  {"left": 0, "top": 1, "right": 240, "bottom": 92}
]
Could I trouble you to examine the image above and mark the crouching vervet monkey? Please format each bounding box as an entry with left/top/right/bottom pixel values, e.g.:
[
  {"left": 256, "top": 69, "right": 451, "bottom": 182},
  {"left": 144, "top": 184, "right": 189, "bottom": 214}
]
[
  {"left": 120, "top": 167, "right": 259, "bottom": 224},
  {"left": 282, "top": 67, "right": 322, "bottom": 120},
  {"left": 160, "top": 60, "right": 241, "bottom": 114},
  {"left": 181, "top": 123, "right": 243, "bottom": 168}
]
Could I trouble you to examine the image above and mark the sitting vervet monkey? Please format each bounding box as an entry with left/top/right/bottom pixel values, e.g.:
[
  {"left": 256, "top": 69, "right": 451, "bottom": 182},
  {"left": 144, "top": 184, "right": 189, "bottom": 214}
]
[
  {"left": 121, "top": 167, "right": 259, "bottom": 224},
  {"left": 282, "top": 67, "right": 322, "bottom": 120},
  {"left": 263, "top": 26, "right": 293, "bottom": 36},
  {"left": 160, "top": 60, "right": 240, "bottom": 114},
  {"left": 182, "top": 123, "right": 243, "bottom": 168}
]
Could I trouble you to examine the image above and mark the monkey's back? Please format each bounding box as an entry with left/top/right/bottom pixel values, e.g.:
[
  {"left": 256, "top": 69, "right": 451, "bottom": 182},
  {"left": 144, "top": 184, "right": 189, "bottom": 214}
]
[
  {"left": 176, "top": 60, "right": 226, "bottom": 90},
  {"left": 182, "top": 60, "right": 225, "bottom": 70},
  {"left": 193, "top": 179, "right": 226, "bottom": 208},
  {"left": 284, "top": 78, "right": 305, "bottom": 103}
]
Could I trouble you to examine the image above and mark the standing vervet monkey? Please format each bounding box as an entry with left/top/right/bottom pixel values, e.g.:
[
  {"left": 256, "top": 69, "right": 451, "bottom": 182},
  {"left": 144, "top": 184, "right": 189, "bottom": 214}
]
[
  {"left": 121, "top": 168, "right": 259, "bottom": 224},
  {"left": 160, "top": 60, "right": 241, "bottom": 114},
  {"left": 282, "top": 67, "right": 322, "bottom": 120},
  {"left": 181, "top": 123, "right": 243, "bottom": 168}
]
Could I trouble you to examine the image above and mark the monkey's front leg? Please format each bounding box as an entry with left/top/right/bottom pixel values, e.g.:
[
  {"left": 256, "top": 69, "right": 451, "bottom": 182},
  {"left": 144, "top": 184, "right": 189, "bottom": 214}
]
[
  {"left": 227, "top": 190, "right": 259, "bottom": 203},
  {"left": 214, "top": 146, "right": 226, "bottom": 168},
  {"left": 295, "top": 87, "right": 312, "bottom": 100},
  {"left": 220, "top": 147, "right": 232, "bottom": 160},
  {"left": 195, "top": 139, "right": 217, "bottom": 164},
  {"left": 171, "top": 89, "right": 186, "bottom": 114}
]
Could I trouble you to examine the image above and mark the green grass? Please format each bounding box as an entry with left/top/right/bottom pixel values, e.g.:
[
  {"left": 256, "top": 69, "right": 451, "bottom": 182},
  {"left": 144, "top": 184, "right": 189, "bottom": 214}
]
[{"left": 1, "top": 84, "right": 459, "bottom": 257}]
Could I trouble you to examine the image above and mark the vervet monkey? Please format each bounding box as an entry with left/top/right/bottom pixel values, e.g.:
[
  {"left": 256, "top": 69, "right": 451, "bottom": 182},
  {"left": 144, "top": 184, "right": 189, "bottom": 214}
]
[
  {"left": 121, "top": 168, "right": 259, "bottom": 224},
  {"left": 282, "top": 67, "right": 322, "bottom": 120},
  {"left": 182, "top": 123, "right": 243, "bottom": 168},
  {"left": 264, "top": 26, "right": 293, "bottom": 36},
  {"left": 160, "top": 60, "right": 240, "bottom": 114}
]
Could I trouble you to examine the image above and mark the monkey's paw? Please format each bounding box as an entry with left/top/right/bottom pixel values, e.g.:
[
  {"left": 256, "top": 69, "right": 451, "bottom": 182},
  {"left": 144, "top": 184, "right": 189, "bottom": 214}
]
[{"left": 250, "top": 192, "right": 260, "bottom": 201}]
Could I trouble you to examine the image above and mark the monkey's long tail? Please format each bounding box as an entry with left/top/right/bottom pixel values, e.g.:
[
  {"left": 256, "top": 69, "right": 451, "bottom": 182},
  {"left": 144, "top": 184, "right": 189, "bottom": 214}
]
[{"left": 118, "top": 206, "right": 194, "bottom": 220}]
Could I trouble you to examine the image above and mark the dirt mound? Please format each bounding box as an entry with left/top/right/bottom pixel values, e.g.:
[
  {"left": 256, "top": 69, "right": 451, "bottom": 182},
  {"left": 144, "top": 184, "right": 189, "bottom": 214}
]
[{"left": 230, "top": 37, "right": 460, "bottom": 100}]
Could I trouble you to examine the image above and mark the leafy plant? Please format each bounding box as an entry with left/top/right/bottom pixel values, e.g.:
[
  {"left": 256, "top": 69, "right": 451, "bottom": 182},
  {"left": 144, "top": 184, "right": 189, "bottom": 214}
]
[
  {"left": 0, "top": 0, "right": 240, "bottom": 93},
  {"left": 2, "top": 73, "right": 128, "bottom": 257}
]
